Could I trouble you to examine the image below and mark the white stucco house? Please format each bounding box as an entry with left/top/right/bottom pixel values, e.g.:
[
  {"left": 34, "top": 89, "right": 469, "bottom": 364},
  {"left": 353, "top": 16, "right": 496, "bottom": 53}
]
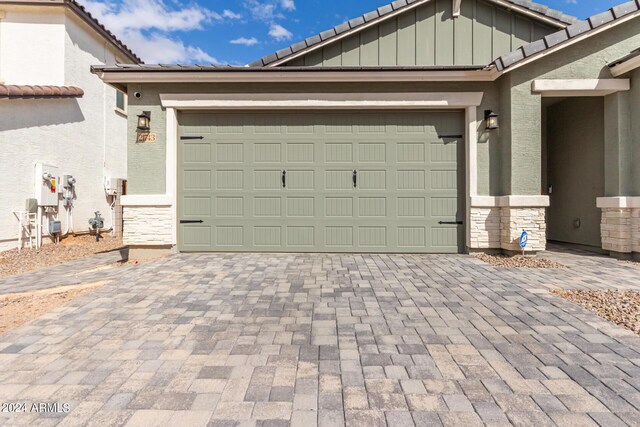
[{"left": 0, "top": 0, "right": 141, "bottom": 251}]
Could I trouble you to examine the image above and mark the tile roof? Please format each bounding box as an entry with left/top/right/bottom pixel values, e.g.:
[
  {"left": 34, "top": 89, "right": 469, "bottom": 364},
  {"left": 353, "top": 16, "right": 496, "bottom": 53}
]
[
  {"left": 249, "top": 0, "right": 578, "bottom": 67},
  {"left": 0, "top": 85, "right": 84, "bottom": 99},
  {"left": 493, "top": 0, "right": 640, "bottom": 70}
]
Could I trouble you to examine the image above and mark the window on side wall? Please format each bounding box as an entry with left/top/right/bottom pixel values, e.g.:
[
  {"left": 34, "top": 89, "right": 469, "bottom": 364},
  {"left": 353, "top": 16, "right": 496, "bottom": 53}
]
[{"left": 115, "top": 90, "right": 127, "bottom": 115}]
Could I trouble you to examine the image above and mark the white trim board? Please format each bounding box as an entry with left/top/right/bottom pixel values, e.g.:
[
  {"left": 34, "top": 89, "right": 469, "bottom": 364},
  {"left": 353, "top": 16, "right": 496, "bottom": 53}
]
[
  {"left": 597, "top": 197, "right": 640, "bottom": 209},
  {"left": 610, "top": 55, "right": 640, "bottom": 77},
  {"left": 471, "top": 195, "right": 550, "bottom": 207},
  {"left": 532, "top": 79, "right": 630, "bottom": 97},
  {"left": 159, "top": 92, "right": 485, "bottom": 109}
]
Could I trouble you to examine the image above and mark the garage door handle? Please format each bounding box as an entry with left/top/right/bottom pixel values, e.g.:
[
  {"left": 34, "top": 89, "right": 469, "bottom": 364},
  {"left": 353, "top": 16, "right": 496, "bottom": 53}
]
[
  {"left": 282, "top": 170, "right": 286, "bottom": 188},
  {"left": 180, "top": 220, "right": 204, "bottom": 224},
  {"left": 353, "top": 170, "right": 357, "bottom": 188},
  {"left": 439, "top": 221, "right": 463, "bottom": 225}
]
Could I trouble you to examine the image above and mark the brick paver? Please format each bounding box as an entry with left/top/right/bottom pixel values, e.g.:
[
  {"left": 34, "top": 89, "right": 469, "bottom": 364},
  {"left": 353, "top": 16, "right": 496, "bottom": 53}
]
[{"left": 0, "top": 250, "right": 639, "bottom": 426}]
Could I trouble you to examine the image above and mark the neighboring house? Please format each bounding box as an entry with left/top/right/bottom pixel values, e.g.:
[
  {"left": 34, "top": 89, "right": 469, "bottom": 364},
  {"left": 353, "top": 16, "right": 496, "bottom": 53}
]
[
  {"left": 93, "top": 0, "right": 640, "bottom": 259},
  {"left": 0, "top": 0, "right": 141, "bottom": 251}
]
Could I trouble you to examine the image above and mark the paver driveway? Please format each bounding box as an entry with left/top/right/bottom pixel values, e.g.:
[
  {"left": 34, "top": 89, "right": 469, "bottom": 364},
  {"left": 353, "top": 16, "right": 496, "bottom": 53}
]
[{"left": 0, "top": 251, "right": 639, "bottom": 427}]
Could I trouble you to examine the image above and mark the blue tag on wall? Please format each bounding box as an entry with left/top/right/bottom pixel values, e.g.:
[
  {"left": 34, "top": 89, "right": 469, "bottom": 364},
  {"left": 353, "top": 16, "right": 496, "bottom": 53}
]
[{"left": 520, "top": 230, "right": 528, "bottom": 249}]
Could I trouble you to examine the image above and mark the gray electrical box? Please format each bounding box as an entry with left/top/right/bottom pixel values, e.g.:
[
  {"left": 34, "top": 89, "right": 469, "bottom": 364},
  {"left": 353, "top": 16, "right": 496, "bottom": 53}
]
[
  {"left": 49, "top": 220, "right": 61, "bottom": 235},
  {"left": 25, "top": 198, "right": 38, "bottom": 214}
]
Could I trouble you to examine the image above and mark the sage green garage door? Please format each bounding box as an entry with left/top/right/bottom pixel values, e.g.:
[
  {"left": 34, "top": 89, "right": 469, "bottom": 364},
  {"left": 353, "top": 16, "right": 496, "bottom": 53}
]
[{"left": 178, "top": 111, "right": 465, "bottom": 253}]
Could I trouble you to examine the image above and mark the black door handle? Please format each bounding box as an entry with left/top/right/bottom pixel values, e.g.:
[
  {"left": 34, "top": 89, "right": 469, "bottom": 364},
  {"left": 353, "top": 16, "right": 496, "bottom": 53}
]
[
  {"left": 180, "top": 136, "right": 204, "bottom": 140},
  {"left": 282, "top": 170, "right": 286, "bottom": 188},
  {"left": 438, "top": 221, "right": 463, "bottom": 225},
  {"left": 180, "top": 220, "right": 204, "bottom": 224},
  {"left": 353, "top": 170, "right": 358, "bottom": 188}
]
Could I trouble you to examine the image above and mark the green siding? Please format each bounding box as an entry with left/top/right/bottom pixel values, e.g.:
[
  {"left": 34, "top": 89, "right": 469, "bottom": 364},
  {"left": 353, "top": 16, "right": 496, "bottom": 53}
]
[
  {"left": 177, "top": 111, "right": 465, "bottom": 253},
  {"left": 288, "top": 0, "right": 557, "bottom": 67}
]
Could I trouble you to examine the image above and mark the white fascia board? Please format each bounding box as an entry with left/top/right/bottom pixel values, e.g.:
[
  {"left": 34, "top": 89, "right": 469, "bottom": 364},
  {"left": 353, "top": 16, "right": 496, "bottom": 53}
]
[
  {"left": 610, "top": 56, "right": 640, "bottom": 77},
  {"left": 160, "top": 92, "right": 485, "bottom": 109},
  {"left": 497, "top": 11, "right": 640, "bottom": 76},
  {"left": 121, "top": 195, "right": 173, "bottom": 207},
  {"left": 96, "top": 69, "right": 494, "bottom": 83},
  {"left": 471, "top": 195, "right": 550, "bottom": 207},
  {"left": 532, "top": 79, "right": 630, "bottom": 96},
  {"left": 597, "top": 197, "right": 640, "bottom": 209}
]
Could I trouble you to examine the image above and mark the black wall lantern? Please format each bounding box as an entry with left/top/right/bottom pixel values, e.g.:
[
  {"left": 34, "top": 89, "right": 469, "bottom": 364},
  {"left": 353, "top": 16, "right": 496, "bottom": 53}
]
[
  {"left": 485, "top": 110, "right": 499, "bottom": 130},
  {"left": 137, "top": 111, "right": 151, "bottom": 132}
]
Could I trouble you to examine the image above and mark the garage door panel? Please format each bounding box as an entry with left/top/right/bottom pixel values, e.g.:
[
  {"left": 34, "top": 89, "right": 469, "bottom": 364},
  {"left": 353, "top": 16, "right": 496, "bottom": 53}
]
[
  {"left": 325, "top": 143, "right": 353, "bottom": 163},
  {"left": 287, "top": 197, "right": 315, "bottom": 217},
  {"left": 178, "top": 111, "right": 464, "bottom": 253}
]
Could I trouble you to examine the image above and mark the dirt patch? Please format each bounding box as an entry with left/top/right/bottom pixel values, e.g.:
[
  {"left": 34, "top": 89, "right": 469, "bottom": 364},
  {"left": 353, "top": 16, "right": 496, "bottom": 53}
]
[
  {"left": 552, "top": 289, "right": 640, "bottom": 335},
  {"left": 0, "top": 234, "right": 125, "bottom": 280},
  {"left": 474, "top": 253, "right": 565, "bottom": 269},
  {"left": 0, "top": 281, "right": 110, "bottom": 335}
]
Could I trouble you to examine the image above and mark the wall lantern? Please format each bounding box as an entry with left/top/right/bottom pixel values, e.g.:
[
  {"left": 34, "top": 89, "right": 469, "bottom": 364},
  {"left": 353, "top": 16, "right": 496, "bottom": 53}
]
[
  {"left": 137, "top": 111, "right": 151, "bottom": 132},
  {"left": 485, "top": 110, "right": 499, "bottom": 130}
]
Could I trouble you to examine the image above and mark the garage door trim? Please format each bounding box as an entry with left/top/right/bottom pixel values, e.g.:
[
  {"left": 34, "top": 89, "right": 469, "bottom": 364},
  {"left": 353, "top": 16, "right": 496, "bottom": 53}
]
[{"left": 140, "top": 92, "right": 484, "bottom": 250}]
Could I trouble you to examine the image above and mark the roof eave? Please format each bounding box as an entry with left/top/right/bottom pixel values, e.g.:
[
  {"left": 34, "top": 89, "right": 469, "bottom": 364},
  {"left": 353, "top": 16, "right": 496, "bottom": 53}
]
[{"left": 91, "top": 67, "right": 496, "bottom": 84}]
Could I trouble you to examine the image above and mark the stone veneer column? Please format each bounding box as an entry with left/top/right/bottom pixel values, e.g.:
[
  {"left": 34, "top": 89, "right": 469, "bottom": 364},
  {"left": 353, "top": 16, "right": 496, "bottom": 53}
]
[
  {"left": 500, "top": 207, "right": 546, "bottom": 252},
  {"left": 598, "top": 198, "right": 640, "bottom": 256},
  {"left": 122, "top": 206, "right": 173, "bottom": 246},
  {"left": 469, "top": 196, "right": 549, "bottom": 253},
  {"left": 469, "top": 208, "right": 501, "bottom": 249}
]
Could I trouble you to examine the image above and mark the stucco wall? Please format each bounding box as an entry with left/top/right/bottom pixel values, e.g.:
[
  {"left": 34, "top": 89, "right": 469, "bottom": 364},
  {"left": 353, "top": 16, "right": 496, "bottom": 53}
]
[
  {"left": 546, "top": 97, "right": 604, "bottom": 248},
  {"left": 0, "top": 6, "right": 65, "bottom": 85},
  {"left": 0, "top": 9, "right": 128, "bottom": 251},
  {"left": 505, "top": 16, "right": 640, "bottom": 196},
  {"left": 126, "top": 81, "right": 502, "bottom": 196}
]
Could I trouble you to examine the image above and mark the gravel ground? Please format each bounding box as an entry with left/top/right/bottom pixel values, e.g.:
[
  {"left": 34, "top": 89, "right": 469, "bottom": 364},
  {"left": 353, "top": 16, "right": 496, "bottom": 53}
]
[
  {"left": 0, "top": 234, "right": 124, "bottom": 279},
  {"left": 552, "top": 289, "right": 640, "bottom": 335},
  {"left": 474, "top": 253, "right": 565, "bottom": 268}
]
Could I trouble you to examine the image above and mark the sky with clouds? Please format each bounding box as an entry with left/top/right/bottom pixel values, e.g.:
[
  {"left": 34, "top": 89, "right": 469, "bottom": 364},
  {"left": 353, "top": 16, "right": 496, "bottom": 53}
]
[{"left": 79, "top": 0, "right": 626, "bottom": 64}]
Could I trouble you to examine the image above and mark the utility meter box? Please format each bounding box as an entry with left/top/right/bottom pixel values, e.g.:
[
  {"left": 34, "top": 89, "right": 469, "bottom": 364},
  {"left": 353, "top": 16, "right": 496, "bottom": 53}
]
[
  {"left": 34, "top": 163, "right": 61, "bottom": 206},
  {"left": 104, "top": 177, "right": 121, "bottom": 196}
]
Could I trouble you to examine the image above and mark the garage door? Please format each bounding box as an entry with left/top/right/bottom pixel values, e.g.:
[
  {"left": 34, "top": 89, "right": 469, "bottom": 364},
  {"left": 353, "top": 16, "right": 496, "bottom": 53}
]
[{"left": 178, "top": 111, "right": 465, "bottom": 253}]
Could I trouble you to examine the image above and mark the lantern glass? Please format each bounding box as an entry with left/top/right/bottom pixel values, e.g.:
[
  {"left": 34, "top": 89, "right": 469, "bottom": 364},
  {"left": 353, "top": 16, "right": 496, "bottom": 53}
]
[
  {"left": 137, "top": 111, "right": 151, "bottom": 132},
  {"left": 485, "top": 111, "right": 499, "bottom": 130}
]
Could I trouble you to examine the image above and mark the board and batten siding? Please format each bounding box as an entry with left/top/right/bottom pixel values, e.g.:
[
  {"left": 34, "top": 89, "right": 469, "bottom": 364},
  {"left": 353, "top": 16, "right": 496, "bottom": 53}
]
[{"left": 285, "top": 0, "right": 556, "bottom": 67}]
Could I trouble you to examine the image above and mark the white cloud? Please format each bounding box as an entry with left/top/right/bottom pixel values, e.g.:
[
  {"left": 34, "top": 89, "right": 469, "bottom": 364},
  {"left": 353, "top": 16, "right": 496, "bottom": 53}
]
[
  {"left": 244, "top": 0, "right": 281, "bottom": 22},
  {"left": 280, "top": 0, "right": 295, "bottom": 11},
  {"left": 269, "top": 23, "right": 292, "bottom": 41},
  {"left": 120, "top": 30, "right": 220, "bottom": 63},
  {"left": 223, "top": 10, "right": 242, "bottom": 19},
  {"left": 230, "top": 37, "right": 259, "bottom": 46},
  {"left": 79, "top": 0, "right": 224, "bottom": 64}
]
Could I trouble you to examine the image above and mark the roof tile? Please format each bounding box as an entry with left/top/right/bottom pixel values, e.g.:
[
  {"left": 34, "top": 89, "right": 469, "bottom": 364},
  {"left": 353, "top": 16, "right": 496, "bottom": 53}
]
[
  {"left": 377, "top": 4, "right": 394, "bottom": 15},
  {"left": 0, "top": 84, "right": 83, "bottom": 99},
  {"left": 566, "top": 20, "right": 592, "bottom": 38},
  {"left": 290, "top": 41, "right": 309, "bottom": 53},
  {"left": 276, "top": 47, "right": 293, "bottom": 59},
  {"left": 319, "top": 29, "right": 337, "bottom": 40},
  {"left": 334, "top": 22, "right": 352, "bottom": 33},
  {"left": 363, "top": 11, "right": 380, "bottom": 22},
  {"left": 521, "top": 39, "right": 547, "bottom": 57},
  {"left": 392, "top": 0, "right": 409, "bottom": 10},
  {"left": 589, "top": 10, "right": 615, "bottom": 28},
  {"left": 612, "top": 1, "right": 638, "bottom": 18},
  {"left": 499, "top": 49, "right": 526, "bottom": 68},
  {"left": 543, "top": 29, "right": 569, "bottom": 48}
]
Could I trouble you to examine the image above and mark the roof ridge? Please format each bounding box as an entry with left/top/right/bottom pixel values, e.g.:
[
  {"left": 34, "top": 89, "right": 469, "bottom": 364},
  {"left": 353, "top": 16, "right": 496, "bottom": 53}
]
[
  {"left": 493, "top": 0, "right": 640, "bottom": 71},
  {"left": 249, "top": 0, "right": 578, "bottom": 67}
]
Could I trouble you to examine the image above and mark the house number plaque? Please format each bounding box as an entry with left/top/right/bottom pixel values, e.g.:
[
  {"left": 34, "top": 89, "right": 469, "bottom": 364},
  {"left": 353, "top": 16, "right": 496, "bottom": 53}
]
[{"left": 136, "top": 133, "right": 157, "bottom": 143}]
